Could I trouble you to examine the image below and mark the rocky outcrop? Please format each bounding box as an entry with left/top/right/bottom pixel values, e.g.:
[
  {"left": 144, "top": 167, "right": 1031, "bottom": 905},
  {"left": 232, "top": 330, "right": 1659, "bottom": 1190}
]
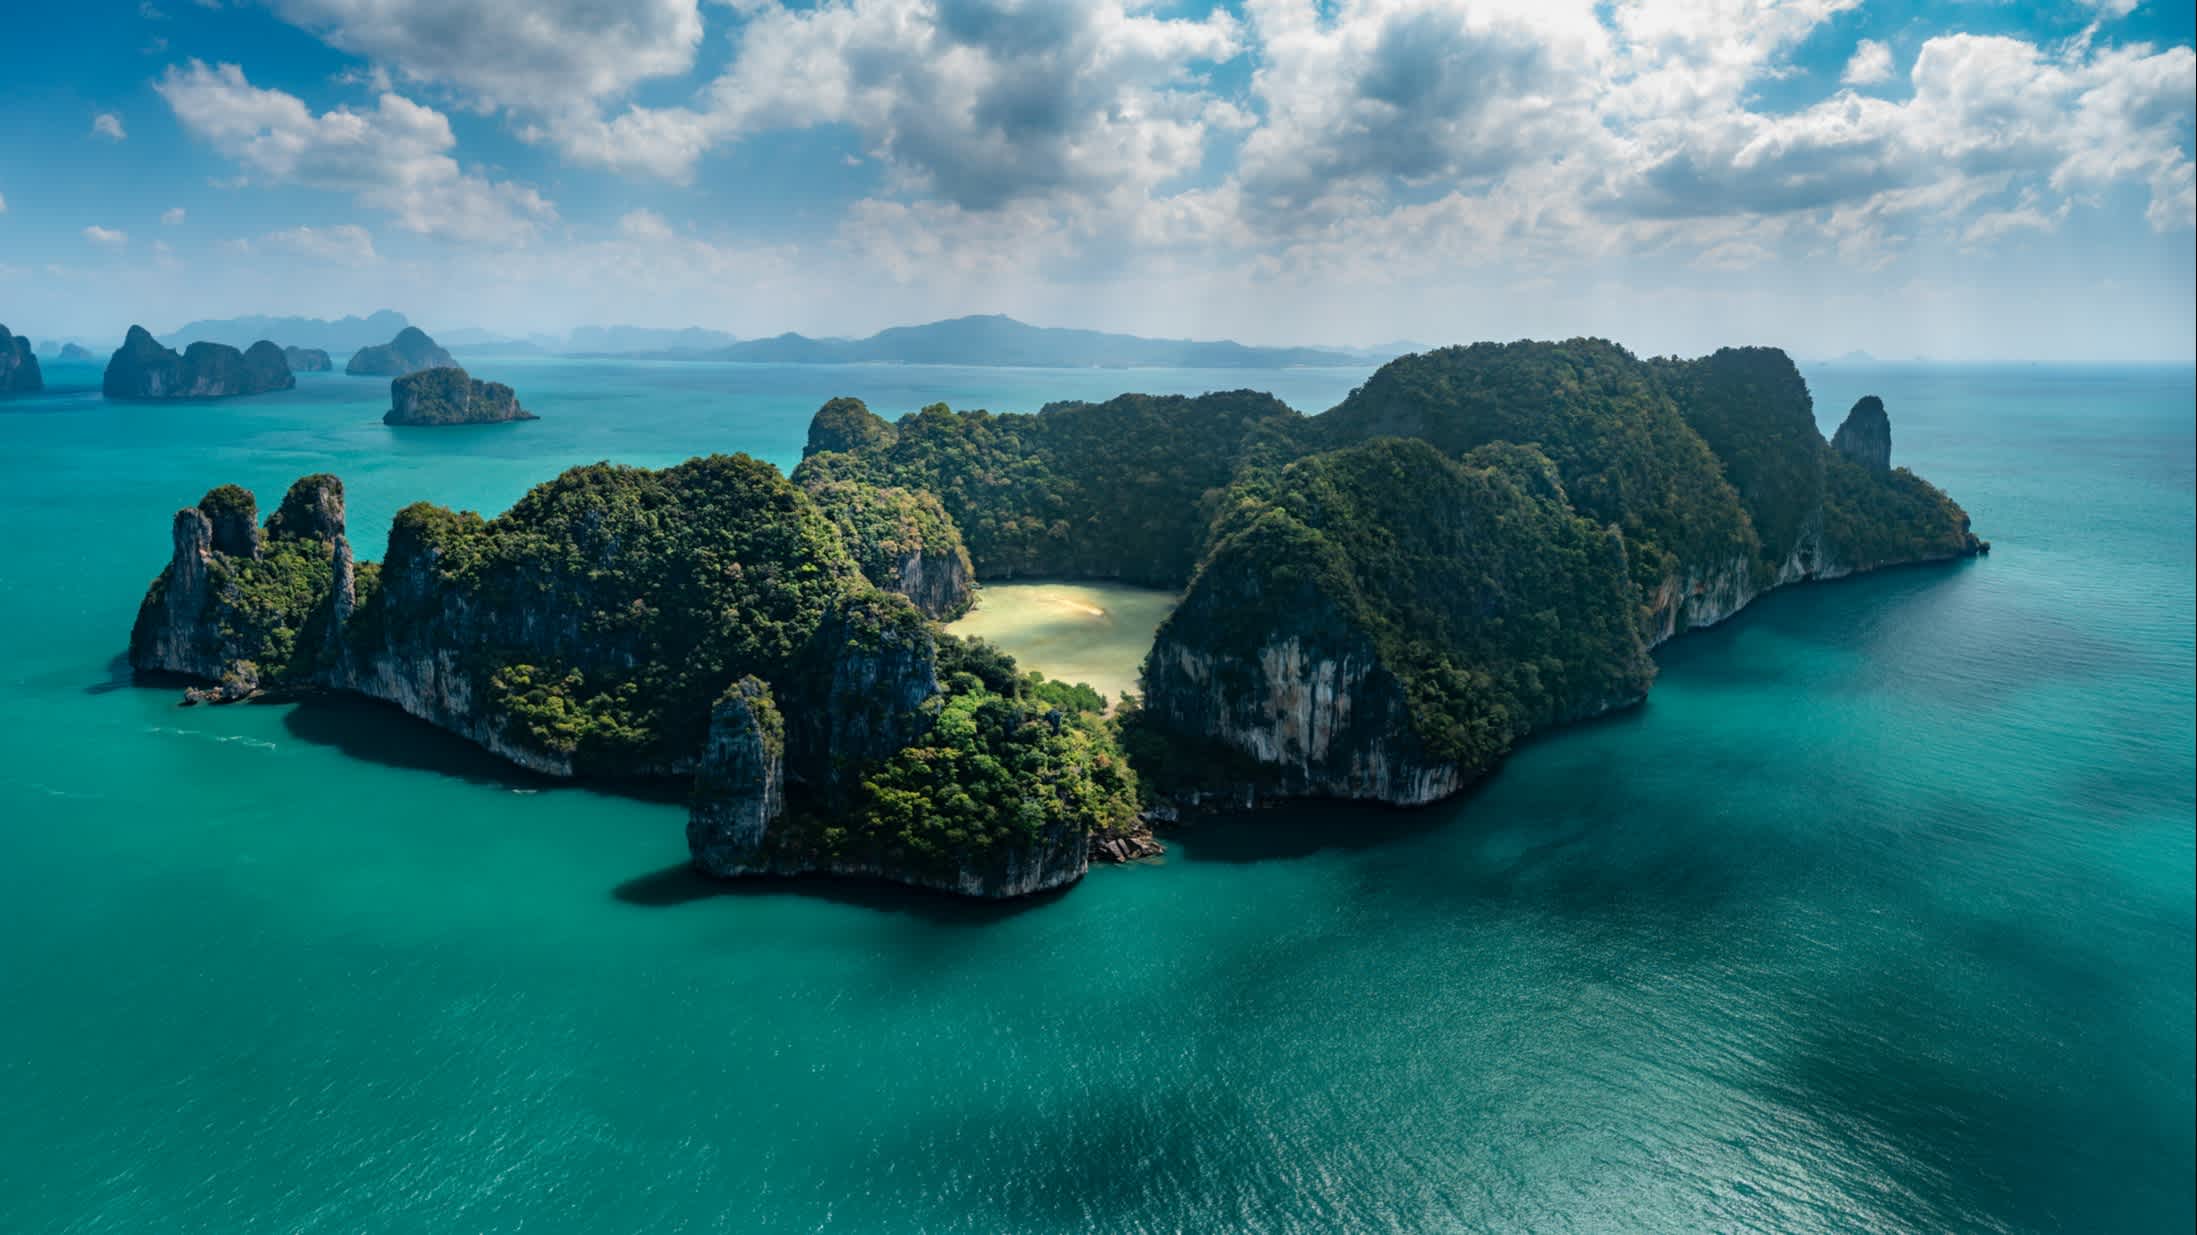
[
  {"left": 58, "top": 343, "right": 98, "bottom": 363},
  {"left": 384, "top": 366, "right": 535, "bottom": 426},
  {"left": 1833, "top": 395, "right": 1892, "bottom": 472},
  {"left": 799, "top": 475, "right": 975, "bottom": 619},
  {"left": 803, "top": 396, "right": 899, "bottom": 457},
  {"left": 283, "top": 346, "right": 332, "bottom": 373},
  {"left": 889, "top": 546, "right": 975, "bottom": 620},
  {"left": 1, "top": 323, "right": 41, "bottom": 393},
  {"left": 688, "top": 678, "right": 788, "bottom": 876},
  {"left": 102, "top": 326, "right": 295, "bottom": 399},
  {"left": 345, "top": 327, "right": 453, "bottom": 377}
]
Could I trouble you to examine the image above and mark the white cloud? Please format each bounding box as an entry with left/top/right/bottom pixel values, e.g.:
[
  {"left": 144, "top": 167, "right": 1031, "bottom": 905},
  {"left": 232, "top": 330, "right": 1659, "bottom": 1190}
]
[
  {"left": 83, "top": 225, "right": 129, "bottom": 248},
  {"left": 257, "top": 223, "right": 382, "bottom": 265},
  {"left": 0, "top": 191, "right": 8, "bottom": 214},
  {"left": 1841, "top": 38, "right": 1893, "bottom": 86},
  {"left": 547, "top": 0, "right": 1244, "bottom": 205},
  {"left": 271, "top": 0, "right": 704, "bottom": 109},
  {"left": 155, "top": 60, "right": 556, "bottom": 243},
  {"left": 92, "top": 112, "right": 128, "bottom": 141},
  {"left": 162, "top": 207, "right": 187, "bottom": 224},
  {"left": 2076, "top": 0, "right": 2140, "bottom": 19}
]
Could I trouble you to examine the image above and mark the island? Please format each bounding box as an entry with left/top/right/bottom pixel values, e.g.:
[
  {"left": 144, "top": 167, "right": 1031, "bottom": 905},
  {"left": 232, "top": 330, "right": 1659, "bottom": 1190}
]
[
  {"left": 1, "top": 322, "right": 41, "bottom": 393},
  {"left": 383, "top": 365, "right": 536, "bottom": 426},
  {"left": 102, "top": 326, "right": 294, "bottom": 399},
  {"left": 58, "top": 343, "right": 100, "bottom": 363},
  {"left": 129, "top": 339, "right": 1985, "bottom": 897},
  {"left": 283, "top": 346, "right": 332, "bottom": 373},
  {"left": 346, "top": 326, "right": 455, "bottom": 376}
]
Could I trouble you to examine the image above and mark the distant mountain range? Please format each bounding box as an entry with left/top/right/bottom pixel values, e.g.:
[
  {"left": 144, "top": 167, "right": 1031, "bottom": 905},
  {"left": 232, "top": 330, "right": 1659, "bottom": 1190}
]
[
  {"left": 166, "top": 310, "right": 411, "bottom": 353},
  {"left": 156, "top": 311, "right": 1389, "bottom": 369},
  {"left": 672, "top": 315, "right": 1365, "bottom": 368}
]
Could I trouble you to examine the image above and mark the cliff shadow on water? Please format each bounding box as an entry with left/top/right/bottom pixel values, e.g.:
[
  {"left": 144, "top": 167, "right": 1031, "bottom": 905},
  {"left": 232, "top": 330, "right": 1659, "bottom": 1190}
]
[
  {"left": 273, "top": 691, "right": 682, "bottom": 803},
  {"left": 610, "top": 860, "right": 1069, "bottom": 924}
]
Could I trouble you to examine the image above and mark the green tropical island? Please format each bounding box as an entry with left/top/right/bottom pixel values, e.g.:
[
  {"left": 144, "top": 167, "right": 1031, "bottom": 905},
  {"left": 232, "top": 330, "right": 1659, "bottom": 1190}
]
[{"left": 128, "top": 339, "right": 1984, "bottom": 897}]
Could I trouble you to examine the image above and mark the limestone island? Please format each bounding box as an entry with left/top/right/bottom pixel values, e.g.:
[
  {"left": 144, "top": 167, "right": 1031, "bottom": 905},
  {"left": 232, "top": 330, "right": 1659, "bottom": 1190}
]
[
  {"left": 103, "top": 326, "right": 294, "bottom": 400},
  {"left": 384, "top": 366, "right": 537, "bottom": 426},
  {"left": 130, "top": 340, "right": 1986, "bottom": 898},
  {"left": 59, "top": 343, "right": 100, "bottom": 363},
  {"left": 1, "top": 322, "right": 41, "bottom": 393},
  {"left": 346, "top": 326, "right": 454, "bottom": 376},
  {"left": 283, "top": 346, "right": 332, "bottom": 373}
]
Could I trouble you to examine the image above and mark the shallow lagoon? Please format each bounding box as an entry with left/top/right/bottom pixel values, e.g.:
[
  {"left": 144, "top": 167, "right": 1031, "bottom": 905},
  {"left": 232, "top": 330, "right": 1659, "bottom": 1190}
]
[{"left": 942, "top": 581, "right": 1178, "bottom": 704}]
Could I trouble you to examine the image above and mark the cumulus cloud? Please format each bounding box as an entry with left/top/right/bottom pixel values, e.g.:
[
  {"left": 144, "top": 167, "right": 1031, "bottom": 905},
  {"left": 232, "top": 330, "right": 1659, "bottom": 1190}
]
[
  {"left": 544, "top": 0, "right": 1244, "bottom": 206},
  {"left": 92, "top": 112, "right": 128, "bottom": 141},
  {"left": 1842, "top": 38, "right": 1893, "bottom": 86},
  {"left": 270, "top": 0, "right": 704, "bottom": 110},
  {"left": 83, "top": 225, "right": 129, "bottom": 248},
  {"left": 155, "top": 60, "right": 556, "bottom": 243},
  {"left": 256, "top": 223, "right": 382, "bottom": 265}
]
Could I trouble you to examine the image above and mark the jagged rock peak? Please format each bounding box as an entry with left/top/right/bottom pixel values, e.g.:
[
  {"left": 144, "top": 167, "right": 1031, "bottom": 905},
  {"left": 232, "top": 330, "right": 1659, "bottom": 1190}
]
[
  {"left": 103, "top": 326, "right": 295, "bottom": 399},
  {"left": 265, "top": 474, "right": 346, "bottom": 542},
  {"left": 1833, "top": 395, "right": 1893, "bottom": 472},
  {"left": 196, "top": 484, "right": 261, "bottom": 559},
  {"left": 688, "top": 677, "right": 788, "bottom": 877}
]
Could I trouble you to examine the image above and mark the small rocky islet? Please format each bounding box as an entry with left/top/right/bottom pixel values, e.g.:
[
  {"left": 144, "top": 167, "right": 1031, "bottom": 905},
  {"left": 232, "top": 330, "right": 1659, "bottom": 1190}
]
[
  {"left": 283, "top": 346, "right": 331, "bottom": 373},
  {"left": 384, "top": 365, "right": 536, "bottom": 426},
  {"left": 129, "top": 339, "right": 1986, "bottom": 898}
]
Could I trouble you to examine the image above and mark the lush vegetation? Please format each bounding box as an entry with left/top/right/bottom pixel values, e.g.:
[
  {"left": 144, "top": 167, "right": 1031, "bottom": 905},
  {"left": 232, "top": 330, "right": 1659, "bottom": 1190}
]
[
  {"left": 774, "top": 634, "right": 1140, "bottom": 880},
  {"left": 798, "top": 473, "right": 973, "bottom": 617},
  {"left": 1651, "top": 348, "right": 1826, "bottom": 579},
  {"left": 1822, "top": 455, "right": 1977, "bottom": 570},
  {"left": 1168, "top": 438, "right": 1654, "bottom": 772},
  {"left": 792, "top": 392, "right": 1301, "bottom": 586},
  {"left": 351, "top": 454, "right": 861, "bottom": 771},
  {"left": 1315, "top": 340, "right": 1757, "bottom": 608}
]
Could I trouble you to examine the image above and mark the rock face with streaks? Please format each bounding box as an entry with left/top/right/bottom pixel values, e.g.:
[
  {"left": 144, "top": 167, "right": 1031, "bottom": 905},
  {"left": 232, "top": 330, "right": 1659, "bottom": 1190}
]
[{"left": 102, "top": 327, "right": 295, "bottom": 399}]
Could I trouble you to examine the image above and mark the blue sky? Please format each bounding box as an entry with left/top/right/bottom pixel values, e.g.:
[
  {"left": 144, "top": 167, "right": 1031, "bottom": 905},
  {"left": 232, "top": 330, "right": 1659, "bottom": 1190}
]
[{"left": 1, "top": 0, "right": 2191, "bottom": 360}]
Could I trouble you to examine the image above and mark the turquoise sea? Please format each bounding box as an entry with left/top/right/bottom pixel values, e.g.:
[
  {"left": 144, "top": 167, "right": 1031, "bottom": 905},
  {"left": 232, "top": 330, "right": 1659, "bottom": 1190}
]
[{"left": 1, "top": 356, "right": 2190, "bottom": 1233}]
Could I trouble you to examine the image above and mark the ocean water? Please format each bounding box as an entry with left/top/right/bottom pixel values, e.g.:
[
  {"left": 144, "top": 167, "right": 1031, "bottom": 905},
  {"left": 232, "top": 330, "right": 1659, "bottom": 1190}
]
[{"left": 0, "top": 358, "right": 2189, "bottom": 1234}]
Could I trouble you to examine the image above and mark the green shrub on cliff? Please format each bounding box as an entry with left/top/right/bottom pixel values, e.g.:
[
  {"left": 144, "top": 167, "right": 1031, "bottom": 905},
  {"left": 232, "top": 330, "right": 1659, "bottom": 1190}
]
[
  {"left": 1650, "top": 347, "right": 1827, "bottom": 578},
  {"left": 799, "top": 474, "right": 973, "bottom": 617}
]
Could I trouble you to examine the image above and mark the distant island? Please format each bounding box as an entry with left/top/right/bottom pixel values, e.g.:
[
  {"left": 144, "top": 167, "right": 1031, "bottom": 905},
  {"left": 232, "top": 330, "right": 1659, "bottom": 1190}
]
[
  {"left": 1, "top": 322, "right": 40, "bottom": 394},
  {"left": 103, "top": 326, "right": 294, "bottom": 400},
  {"left": 346, "top": 327, "right": 455, "bottom": 377},
  {"left": 384, "top": 366, "right": 535, "bottom": 426},
  {"left": 130, "top": 339, "right": 1984, "bottom": 897},
  {"left": 58, "top": 343, "right": 100, "bottom": 363},
  {"left": 283, "top": 347, "right": 332, "bottom": 373}
]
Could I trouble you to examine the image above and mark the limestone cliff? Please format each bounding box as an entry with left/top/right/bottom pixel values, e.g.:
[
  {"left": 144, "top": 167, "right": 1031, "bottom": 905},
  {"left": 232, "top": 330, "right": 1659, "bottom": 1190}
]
[
  {"left": 1, "top": 322, "right": 41, "bottom": 394},
  {"left": 798, "top": 475, "right": 974, "bottom": 619},
  {"left": 103, "top": 326, "right": 295, "bottom": 399}
]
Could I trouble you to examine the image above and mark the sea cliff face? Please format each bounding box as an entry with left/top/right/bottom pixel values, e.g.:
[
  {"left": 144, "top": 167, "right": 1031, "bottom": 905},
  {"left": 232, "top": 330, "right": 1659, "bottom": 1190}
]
[
  {"left": 1, "top": 322, "right": 42, "bottom": 393},
  {"left": 103, "top": 326, "right": 295, "bottom": 399}
]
